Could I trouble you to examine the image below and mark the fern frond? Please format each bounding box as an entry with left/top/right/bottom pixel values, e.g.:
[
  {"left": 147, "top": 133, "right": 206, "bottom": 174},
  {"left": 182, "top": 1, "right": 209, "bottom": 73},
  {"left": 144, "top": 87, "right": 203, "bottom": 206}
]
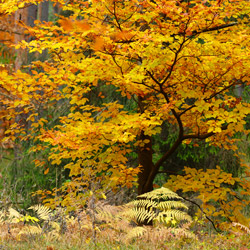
[
  {"left": 8, "top": 208, "right": 23, "bottom": 223},
  {"left": 0, "top": 210, "right": 5, "bottom": 223},
  {"left": 96, "top": 203, "right": 127, "bottom": 223},
  {"left": 232, "top": 222, "right": 250, "bottom": 234},
  {"left": 135, "top": 207, "right": 155, "bottom": 224},
  {"left": 18, "top": 225, "right": 42, "bottom": 236},
  {"left": 47, "top": 230, "right": 60, "bottom": 240},
  {"left": 138, "top": 187, "right": 181, "bottom": 200},
  {"left": 96, "top": 209, "right": 113, "bottom": 220},
  {"left": 125, "top": 226, "right": 147, "bottom": 241},
  {"left": 132, "top": 199, "right": 158, "bottom": 209},
  {"left": 130, "top": 187, "right": 192, "bottom": 227},
  {"left": 29, "top": 205, "right": 52, "bottom": 221},
  {"left": 50, "top": 221, "right": 61, "bottom": 231},
  {"left": 157, "top": 201, "right": 188, "bottom": 210},
  {"left": 155, "top": 210, "right": 192, "bottom": 224},
  {"left": 8, "top": 208, "right": 21, "bottom": 219}
]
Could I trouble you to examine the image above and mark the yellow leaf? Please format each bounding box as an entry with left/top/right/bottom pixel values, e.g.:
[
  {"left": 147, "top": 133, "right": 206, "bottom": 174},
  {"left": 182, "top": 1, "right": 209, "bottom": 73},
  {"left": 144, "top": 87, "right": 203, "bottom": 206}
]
[
  {"left": 101, "top": 192, "right": 106, "bottom": 199},
  {"left": 85, "top": 237, "right": 91, "bottom": 244}
]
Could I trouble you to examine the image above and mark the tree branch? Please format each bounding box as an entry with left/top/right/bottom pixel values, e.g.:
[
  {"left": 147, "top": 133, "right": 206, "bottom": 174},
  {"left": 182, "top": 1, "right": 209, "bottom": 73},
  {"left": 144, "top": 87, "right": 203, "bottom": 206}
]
[
  {"left": 0, "top": 92, "right": 14, "bottom": 100},
  {"left": 178, "top": 73, "right": 244, "bottom": 118},
  {"left": 180, "top": 195, "right": 220, "bottom": 232},
  {"left": 113, "top": 22, "right": 239, "bottom": 45},
  {"left": 0, "top": 28, "right": 23, "bottom": 36},
  {"left": 183, "top": 124, "right": 228, "bottom": 140},
  {"left": 161, "top": 38, "right": 187, "bottom": 86},
  {"left": 195, "top": 22, "right": 238, "bottom": 35}
]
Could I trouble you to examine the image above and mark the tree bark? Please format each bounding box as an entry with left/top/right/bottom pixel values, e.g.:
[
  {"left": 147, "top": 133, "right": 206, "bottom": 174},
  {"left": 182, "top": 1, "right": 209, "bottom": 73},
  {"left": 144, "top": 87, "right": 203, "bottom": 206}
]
[
  {"left": 14, "top": 8, "right": 28, "bottom": 70},
  {"left": 137, "top": 95, "right": 154, "bottom": 195},
  {"left": 38, "top": 1, "right": 49, "bottom": 22},
  {"left": 138, "top": 132, "right": 154, "bottom": 195},
  {"left": 27, "top": 5, "right": 38, "bottom": 27},
  {"left": 137, "top": 95, "right": 154, "bottom": 225}
]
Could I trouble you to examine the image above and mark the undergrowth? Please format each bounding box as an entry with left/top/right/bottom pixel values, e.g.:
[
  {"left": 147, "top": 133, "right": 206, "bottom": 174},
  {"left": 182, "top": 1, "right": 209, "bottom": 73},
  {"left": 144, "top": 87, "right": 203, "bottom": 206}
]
[{"left": 0, "top": 188, "right": 249, "bottom": 249}]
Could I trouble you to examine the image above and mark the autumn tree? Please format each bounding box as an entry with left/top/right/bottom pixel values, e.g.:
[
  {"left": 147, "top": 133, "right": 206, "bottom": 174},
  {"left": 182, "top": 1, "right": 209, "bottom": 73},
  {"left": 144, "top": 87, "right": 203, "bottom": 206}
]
[{"left": 0, "top": 0, "right": 250, "bottom": 214}]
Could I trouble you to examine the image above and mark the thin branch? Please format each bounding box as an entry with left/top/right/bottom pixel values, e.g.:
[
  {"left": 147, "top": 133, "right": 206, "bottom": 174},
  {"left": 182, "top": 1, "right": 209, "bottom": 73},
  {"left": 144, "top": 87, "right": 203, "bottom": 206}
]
[
  {"left": 183, "top": 124, "right": 228, "bottom": 140},
  {"left": 0, "top": 3, "right": 34, "bottom": 16},
  {"left": 0, "top": 39, "right": 12, "bottom": 43},
  {"left": 0, "top": 28, "right": 23, "bottom": 35},
  {"left": 136, "top": 79, "right": 159, "bottom": 92},
  {"left": 113, "top": 0, "right": 122, "bottom": 31},
  {"left": 105, "top": 3, "right": 122, "bottom": 31},
  {"left": 180, "top": 195, "right": 220, "bottom": 232},
  {"left": 146, "top": 70, "right": 161, "bottom": 87},
  {"left": 111, "top": 53, "right": 123, "bottom": 75},
  {"left": 205, "top": 81, "right": 240, "bottom": 102},
  {"left": 196, "top": 22, "right": 238, "bottom": 35},
  {"left": 178, "top": 22, "right": 238, "bottom": 37},
  {"left": 0, "top": 92, "right": 14, "bottom": 100},
  {"left": 161, "top": 38, "right": 187, "bottom": 86},
  {"left": 155, "top": 136, "right": 183, "bottom": 171},
  {"left": 115, "top": 39, "right": 137, "bottom": 44},
  {"left": 101, "top": 22, "right": 240, "bottom": 46},
  {"left": 144, "top": 136, "right": 183, "bottom": 190},
  {"left": 178, "top": 72, "right": 245, "bottom": 118}
]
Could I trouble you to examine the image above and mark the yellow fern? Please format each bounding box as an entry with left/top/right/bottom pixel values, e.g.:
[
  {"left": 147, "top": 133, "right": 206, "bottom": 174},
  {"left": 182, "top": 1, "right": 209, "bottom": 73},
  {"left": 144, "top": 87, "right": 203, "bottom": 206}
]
[
  {"left": 18, "top": 225, "right": 42, "bottom": 237},
  {"left": 94, "top": 193, "right": 195, "bottom": 243},
  {"left": 8, "top": 207, "right": 22, "bottom": 223},
  {"left": 125, "top": 226, "right": 147, "bottom": 242},
  {"left": 29, "top": 204, "right": 52, "bottom": 221},
  {"left": 232, "top": 222, "right": 250, "bottom": 234},
  {"left": 129, "top": 187, "right": 192, "bottom": 226}
]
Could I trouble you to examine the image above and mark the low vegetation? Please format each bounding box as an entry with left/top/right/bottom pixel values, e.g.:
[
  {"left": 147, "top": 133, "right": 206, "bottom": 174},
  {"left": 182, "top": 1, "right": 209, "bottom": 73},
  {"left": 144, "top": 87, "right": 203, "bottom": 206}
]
[{"left": 0, "top": 188, "right": 250, "bottom": 249}]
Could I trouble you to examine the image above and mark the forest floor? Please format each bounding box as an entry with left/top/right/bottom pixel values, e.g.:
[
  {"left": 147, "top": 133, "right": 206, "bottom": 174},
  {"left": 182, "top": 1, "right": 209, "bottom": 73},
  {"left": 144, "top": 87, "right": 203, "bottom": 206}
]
[{"left": 1, "top": 225, "right": 250, "bottom": 250}]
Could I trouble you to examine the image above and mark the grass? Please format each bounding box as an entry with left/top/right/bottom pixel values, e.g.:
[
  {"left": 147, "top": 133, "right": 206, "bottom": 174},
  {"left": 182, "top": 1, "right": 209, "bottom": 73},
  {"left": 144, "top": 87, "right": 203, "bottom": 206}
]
[
  {"left": 1, "top": 232, "right": 250, "bottom": 250},
  {"left": 0, "top": 207, "right": 249, "bottom": 250}
]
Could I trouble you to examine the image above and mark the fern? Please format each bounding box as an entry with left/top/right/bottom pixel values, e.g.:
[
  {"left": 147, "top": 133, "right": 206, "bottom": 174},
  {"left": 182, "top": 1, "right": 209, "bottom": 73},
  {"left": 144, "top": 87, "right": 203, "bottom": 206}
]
[
  {"left": 232, "top": 222, "right": 250, "bottom": 234},
  {"left": 138, "top": 187, "right": 181, "bottom": 200},
  {"left": 129, "top": 187, "right": 192, "bottom": 226},
  {"left": 29, "top": 204, "right": 52, "bottom": 221},
  {"left": 96, "top": 187, "right": 194, "bottom": 242},
  {"left": 18, "top": 225, "right": 42, "bottom": 236},
  {"left": 8, "top": 207, "right": 22, "bottom": 222},
  {"left": 125, "top": 226, "right": 147, "bottom": 241}
]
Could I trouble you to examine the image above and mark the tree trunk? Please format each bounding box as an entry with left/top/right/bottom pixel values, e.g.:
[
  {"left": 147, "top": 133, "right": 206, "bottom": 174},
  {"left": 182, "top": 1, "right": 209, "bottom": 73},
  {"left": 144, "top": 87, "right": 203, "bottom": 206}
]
[
  {"left": 137, "top": 95, "right": 154, "bottom": 195},
  {"left": 138, "top": 132, "right": 154, "bottom": 195},
  {"left": 38, "top": 1, "right": 49, "bottom": 22},
  {"left": 137, "top": 121, "right": 154, "bottom": 225},
  {"left": 53, "top": 2, "right": 61, "bottom": 15},
  {"left": 38, "top": 1, "right": 49, "bottom": 61},
  {"left": 14, "top": 8, "right": 28, "bottom": 70},
  {"left": 27, "top": 5, "right": 38, "bottom": 27}
]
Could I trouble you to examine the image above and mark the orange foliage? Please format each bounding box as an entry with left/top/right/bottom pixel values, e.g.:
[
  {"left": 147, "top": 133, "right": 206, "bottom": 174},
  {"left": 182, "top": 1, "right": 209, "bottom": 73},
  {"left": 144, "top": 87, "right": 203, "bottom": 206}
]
[
  {"left": 0, "top": 0, "right": 250, "bottom": 224},
  {"left": 165, "top": 166, "right": 250, "bottom": 229}
]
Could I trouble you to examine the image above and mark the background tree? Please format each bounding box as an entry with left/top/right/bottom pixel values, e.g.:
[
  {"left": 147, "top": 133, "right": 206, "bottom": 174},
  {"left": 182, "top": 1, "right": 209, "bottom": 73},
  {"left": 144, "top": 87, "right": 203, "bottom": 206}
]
[{"left": 0, "top": 0, "right": 67, "bottom": 207}]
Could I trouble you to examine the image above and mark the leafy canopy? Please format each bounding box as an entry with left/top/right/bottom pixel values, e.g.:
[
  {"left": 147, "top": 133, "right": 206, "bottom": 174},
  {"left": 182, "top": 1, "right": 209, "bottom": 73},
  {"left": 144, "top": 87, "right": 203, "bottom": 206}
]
[{"left": 0, "top": 0, "right": 249, "bottom": 211}]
